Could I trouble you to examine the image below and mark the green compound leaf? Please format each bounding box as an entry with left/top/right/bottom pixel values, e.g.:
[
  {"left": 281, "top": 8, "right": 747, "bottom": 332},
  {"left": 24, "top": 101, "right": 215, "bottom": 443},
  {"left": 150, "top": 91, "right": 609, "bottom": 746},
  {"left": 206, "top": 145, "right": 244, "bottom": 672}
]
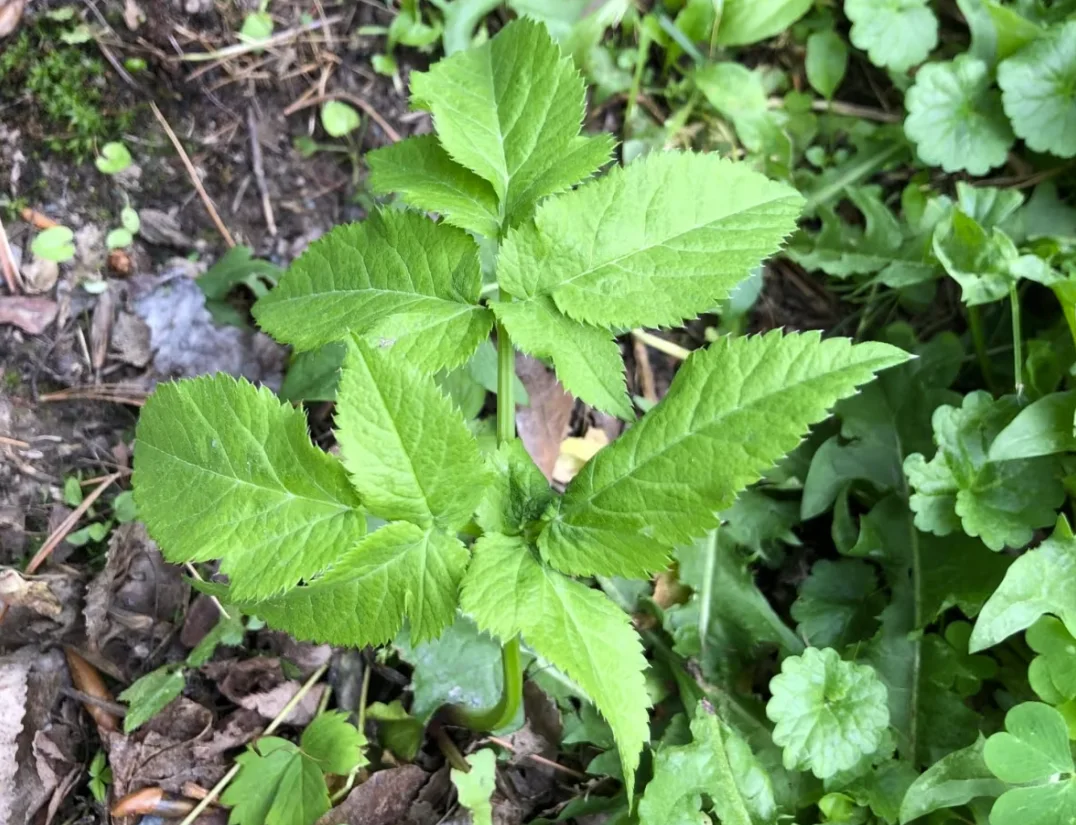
[
  {"left": 497, "top": 151, "right": 803, "bottom": 330},
  {"left": 904, "top": 55, "right": 1015, "bottom": 175},
  {"left": 221, "top": 738, "right": 329, "bottom": 825},
  {"left": 133, "top": 375, "right": 365, "bottom": 601},
  {"left": 970, "top": 518, "right": 1076, "bottom": 652},
  {"left": 366, "top": 136, "right": 500, "bottom": 238},
  {"left": 898, "top": 737, "right": 1005, "bottom": 824},
  {"left": 118, "top": 665, "right": 185, "bottom": 733},
  {"left": 998, "top": 22, "right": 1076, "bottom": 158},
  {"left": 766, "top": 647, "right": 890, "bottom": 779},
  {"left": 845, "top": 0, "right": 938, "bottom": 72},
  {"left": 253, "top": 210, "right": 492, "bottom": 371},
  {"left": 411, "top": 18, "right": 611, "bottom": 226},
  {"left": 301, "top": 712, "right": 366, "bottom": 776},
  {"left": 539, "top": 331, "right": 909, "bottom": 578},
  {"left": 790, "top": 559, "right": 884, "bottom": 649},
  {"left": 451, "top": 749, "right": 497, "bottom": 825},
  {"left": 335, "top": 340, "right": 489, "bottom": 530},
  {"left": 203, "top": 522, "right": 469, "bottom": 647},
  {"left": 639, "top": 705, "right": 775, "bottom": 825},
  {"left": 491, "top": 297, "right": 632, "bottom": 419},
  {"left": 903, "top": 392, "right": 1064, "bottom": 551},
  {"left": 460, "top": 533, "right": 649, "bottom": 802}
]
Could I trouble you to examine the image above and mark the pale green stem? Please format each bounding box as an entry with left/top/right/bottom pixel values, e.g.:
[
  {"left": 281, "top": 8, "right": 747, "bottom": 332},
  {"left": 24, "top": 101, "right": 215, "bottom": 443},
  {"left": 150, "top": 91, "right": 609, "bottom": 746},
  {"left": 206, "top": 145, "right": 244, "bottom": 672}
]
[
  {"left": 967, "top": 304, "right": 999, "bottom": 395},
  {"left": 1010, "top": 284, "right": 1023, "bottom": 400},
  {"left": 631, "top": 329, "right": 691, "bottom": 361}
]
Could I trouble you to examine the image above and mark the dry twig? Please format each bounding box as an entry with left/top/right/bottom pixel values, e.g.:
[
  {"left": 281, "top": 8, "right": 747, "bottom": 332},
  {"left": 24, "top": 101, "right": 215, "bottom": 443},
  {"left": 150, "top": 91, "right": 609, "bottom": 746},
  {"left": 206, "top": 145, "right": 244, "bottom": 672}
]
[{"left": 247, "top": 106, "right": 277, "bottom": 236}]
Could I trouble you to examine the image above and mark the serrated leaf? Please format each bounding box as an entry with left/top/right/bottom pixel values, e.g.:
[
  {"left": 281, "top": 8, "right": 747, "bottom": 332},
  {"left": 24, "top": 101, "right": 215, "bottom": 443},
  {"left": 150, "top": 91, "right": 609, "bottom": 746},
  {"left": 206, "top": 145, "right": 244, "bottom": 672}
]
[
  {"left": 845, "top": 0, "right": 938, "bottom": 72},
  {"left": 539, "top": 331, "right": 909, "bottom": 578},
  {"left": 638, "top": 706, "right": 775, "bottom": 825},
  {"left": 203, "top": 522, "right": 469, "bottom": 646},
  {"left": 990, "top": 391, "right": 1076, "bottom": 460},
  {"left": 497, "top": 152, "right": 803, "bottom": 330},
  {"left": 904, "top": 55, "right": 1015, "bottom": 175},
  {"left": 475, "top": 440, "right": 555, "bottom": 536},
  {"left": 786, "top": 186, "right": 934, "bottom": 286},
  {"left": 366, "top": 136, "right": 501, "bottom": 238},
  {"left": 790, "top": 559, "right": 884, "bottom": 649},
  {"left": 186, "top": 613, "right": 245, "bottom": 668},
  {"left": 253, "top": 211, "right": 492, "bottom": 371},
  {"left": 221, "top": 738, "right": 329, "bottom": 825},
  {"left": 998, "top": 22, "right": 1076, "bottom": 158},
  {"left": 279, "top": 343, "right": 346, "bottom": 404},
  {"left": 118, "top": 665, "right": 186, "bottom": 733},
  {"left": 899, "top": 737, "right": 1005, "bottom": 824},
  {"left": 766, "top": 647, "right": 890, "bottom": 779},
  {"left": 395, "top": 615, "right": 506, "bottom": 723},
  {"left": 411, "top": 18, "right": 609, "bottom": 225},
  {"left": 970, "top": 518, "right": 1076, "bottom": 651},
  {"left": 806, "top": 29, "right": 848, "bottom": 99},
  {"left": 451, "top": 749, "right": 496, "bottom": 825},
  {"left": 904, "top": 392, "right": 1064, "bottom": 551},
  {"left": 335, "top": 340, "right": 488, "bottom": 530},
  {"left": 300, "top": 712, "right": 366, "bottom": 775},
  {"left": 491, "top": 297, "right": 631, "bottom": 419},
  {"left": 460, "top": 533, "right": 649, "bottom": 801},
  {"left": 133, "top": 375, "right": 365, "bottom": 600}
]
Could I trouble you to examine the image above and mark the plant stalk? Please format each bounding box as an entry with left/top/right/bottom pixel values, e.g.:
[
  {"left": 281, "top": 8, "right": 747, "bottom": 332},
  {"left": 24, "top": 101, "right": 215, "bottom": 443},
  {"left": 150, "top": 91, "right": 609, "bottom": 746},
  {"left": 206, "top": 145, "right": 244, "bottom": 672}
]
[
  {"left": 1010, "top": 284, "right": 1024, "bottom": 400},
  {"left": 967, "top": 304, "right": 998, "bottom": 394}
]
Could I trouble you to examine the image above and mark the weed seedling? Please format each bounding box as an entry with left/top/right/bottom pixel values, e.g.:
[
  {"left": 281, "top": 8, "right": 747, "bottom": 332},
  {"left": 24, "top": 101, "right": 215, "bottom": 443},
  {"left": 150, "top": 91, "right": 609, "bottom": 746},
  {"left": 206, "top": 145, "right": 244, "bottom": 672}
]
[{"left": 132, "top": 19, "right": 907, "bottom": 799}]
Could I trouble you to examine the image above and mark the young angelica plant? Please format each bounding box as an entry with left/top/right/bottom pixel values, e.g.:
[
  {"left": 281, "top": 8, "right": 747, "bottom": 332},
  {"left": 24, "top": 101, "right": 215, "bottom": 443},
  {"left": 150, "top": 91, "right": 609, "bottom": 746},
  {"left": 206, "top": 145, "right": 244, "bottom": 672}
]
[{"left": 131, "top": 18, "right": 908, "bottom": 801}]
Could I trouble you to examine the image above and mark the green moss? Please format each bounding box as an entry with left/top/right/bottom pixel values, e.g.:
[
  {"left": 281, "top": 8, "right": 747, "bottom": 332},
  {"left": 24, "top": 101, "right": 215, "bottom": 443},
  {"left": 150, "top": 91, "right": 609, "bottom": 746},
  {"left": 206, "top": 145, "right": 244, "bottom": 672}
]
[{"left": 0, "top": 22, "right": 133, "bottom": 159}]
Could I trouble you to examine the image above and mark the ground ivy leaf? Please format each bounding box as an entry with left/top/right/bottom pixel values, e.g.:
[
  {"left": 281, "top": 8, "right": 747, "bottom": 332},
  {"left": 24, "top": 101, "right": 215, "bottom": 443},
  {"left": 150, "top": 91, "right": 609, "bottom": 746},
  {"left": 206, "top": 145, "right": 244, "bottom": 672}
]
[
  {"left": 497, "top": 152, "right": 803, "bottom": 330},
  {"left": 366, "top": 136, "right": 501, "bottom": 238},
  {"left": 898, "top": 737, "right": 1005, "bottom": 824},
  {"left": 451, "top": 749, "right": 497, "bottom": 825},
  {"left": 846, "top": 0, "right": 938, "bottom": 72},
  {"left": 638, "top": 706, "right": 775, "bottom": 825},
  {"left": 904, "top": 392, "right": 1064, "bottom": 551},
  {"left": 904, "top": 55, "right": 1015, "bottom": 175},
  {"left": 300, "top": 712, "right": 366, "bottom": 776},
  {"left": 253, "top": 210, "right": 492, "bottom": 371},
  {"left": 335, "top": 340, "right": 489, "bottom": 530},
  {"left": 766, "top": 647, "right": 890, "bottom": 779},
  {"left": 133, "top": 375, "right": 365, "bottom": 601},
  {"left": 460, "top": 533, "right": 650, "bottom": 802},
  {"left": 118, "top": 665, "right": 185, "bottom": 733},
  {"left": 998, "top": 22, "right": 1076, "bottom": 158},
  {"left": 202, "top": 522, "right": 469, "bottom": 647},
  {"left": 790, "top": 559, "right": 884, "bottom": 649},
  {"left": 540, "top": 331, "right": 908, "bottom": 578},
  {"left": 475, "top": 440, "right": 555, "bottom": 537},
  {"left": 970, "top": 518, "right": 1076, "bottom": 651},
  {"left": 395, "top": 615, "right": 506, "bottom": 724},
  {"left": 411, "top": 18, "right": 604, "bottom": 225},
  {"left": 221, "top": 738, "right": 330, "bottom": 825},
  {"left": 491, "top": 297, "right": 632, "bottom": 419}
]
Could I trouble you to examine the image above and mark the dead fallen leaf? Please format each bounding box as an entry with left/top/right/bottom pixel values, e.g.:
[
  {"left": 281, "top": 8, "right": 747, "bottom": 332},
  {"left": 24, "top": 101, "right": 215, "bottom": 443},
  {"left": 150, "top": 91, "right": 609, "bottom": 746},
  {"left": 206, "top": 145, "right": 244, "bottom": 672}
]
[
  {"left": 137, "top": 209, "right": 193, "bottom": 248},
  {"left": 204, "top": 657, "right": 324, "bottom": 726},
  {"left": 20, "top": 258, "right": 59, "bottom": 294},
  {"left": 0, "top": 0, "right": 25, "bottom": 38},
  {"left": 122, "top": 0, "right": 143, "bottom": 30},
  {"left": 0, "top": 569, "right": 64, "bottom": 618},
  {"left": 110, "top": 311, "right": 152, "bottom": 367},
  {"left": 0, "top": 296, "right": 58, "bottom": 334},
  {"left": 515, "top": 355, "right": 574, "bottom": 481},
  {"left": 0, "top": 566, "right": 83, "bottom": 645},
  {"left": 84, "top": 523, "right": 188, "bottom": 669},
  {"left": 91, "top": 288, "right": 116, "bottom": 371},
  {"left": 0, "top": 656, "right": 28, "bottom": 825},
  {"left": 317, "top": 765, "right": 428, "bottom": 825},
  {"left": 552, "top": 429, "right": 609, "bottom": 485}
]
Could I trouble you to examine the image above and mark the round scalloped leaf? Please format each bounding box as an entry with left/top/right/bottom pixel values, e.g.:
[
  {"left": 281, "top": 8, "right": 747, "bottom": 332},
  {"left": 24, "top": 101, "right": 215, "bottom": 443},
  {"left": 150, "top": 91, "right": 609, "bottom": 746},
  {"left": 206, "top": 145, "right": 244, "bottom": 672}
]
[
  {"left": 998, "top": 22, "right": 1076, "bottom": 158},
  {"left": 846, "top": 0, "right": 938, "bottom": 73},
  {"left": 766, "top": 647, "right": 890, "bottom": 779},
  {"left": 904, "top": 55, "right": 1015, "bottom": 175}
]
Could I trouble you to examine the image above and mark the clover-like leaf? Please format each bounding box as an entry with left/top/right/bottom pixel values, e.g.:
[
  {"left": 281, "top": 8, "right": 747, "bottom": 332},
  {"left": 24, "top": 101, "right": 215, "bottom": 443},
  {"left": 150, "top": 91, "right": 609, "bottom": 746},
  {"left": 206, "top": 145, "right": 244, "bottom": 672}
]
[
  {"left": 320, "top": 101, "right": 361, "bottom": 138},
  {"left": 904, "top": 55, "right": 1015, "bottom": 175},
  {"left": 766, "top": 647, "right": 890, "bottom": 779},
  {"left": 846, "top": 0, "right": 938, "bottom": 72},
  {"left": 904, "top": 392, "right": 1064, "bottom": 551},
  {"left": 31, "top": 226, "right": 76, "bottom": 263},
  {"left": 998, "top": 22, "right": 1076, "bottom": 158},
  {"left": 985, "top": 703, "right": 1076, "bottom": 825},
  {"left": 95, "top": 141, "right": 133, "bottom": 175},
  {"left": 1027, "top": 617, "right": 1076, "bottom": 705}
]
